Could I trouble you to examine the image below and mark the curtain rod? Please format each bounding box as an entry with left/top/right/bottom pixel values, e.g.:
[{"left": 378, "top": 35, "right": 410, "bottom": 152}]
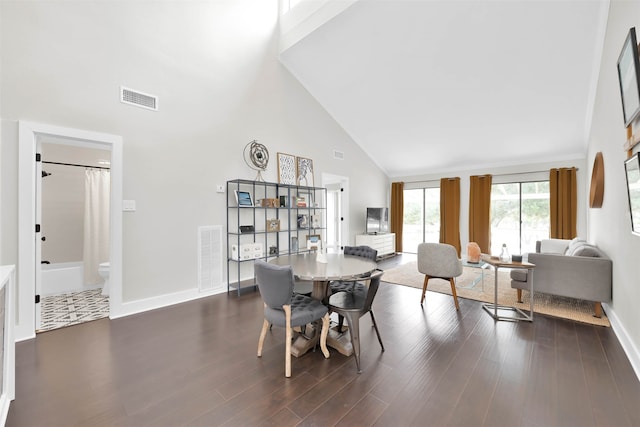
[
  {"left": 42, "top": 160, "right": 110, "bottom": 170},
  {"left": 399, "top": 167, "right": 578, "bottom": 184}
]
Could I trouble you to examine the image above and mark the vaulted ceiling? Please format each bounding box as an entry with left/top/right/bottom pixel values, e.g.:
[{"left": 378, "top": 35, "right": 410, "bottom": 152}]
[{"left": 279, "top": 0, "right": 610, "bottom": 177}]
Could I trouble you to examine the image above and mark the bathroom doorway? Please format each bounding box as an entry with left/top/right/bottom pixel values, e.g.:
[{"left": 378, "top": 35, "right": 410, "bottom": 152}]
[
  {"left": 37, "top": 142, "right": 111, "bottom": 332},
  {"left": 17, "top": 121, "right": 123, "bottom": 341}
]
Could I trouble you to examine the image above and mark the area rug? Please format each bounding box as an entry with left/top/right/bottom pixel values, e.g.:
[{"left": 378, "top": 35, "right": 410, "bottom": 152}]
[{"left": 382, "top": 261, "right": 610, "bottom": 327}]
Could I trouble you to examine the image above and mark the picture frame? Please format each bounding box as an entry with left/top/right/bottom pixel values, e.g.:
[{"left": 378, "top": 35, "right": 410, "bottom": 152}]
[
  {"left": 277, "top": 152, "right": 297, "bottom": 185},
  {"left": 297, "top": 214, "right": 309, "bottom": 229},
  {"left": 617, "top": 27, "right": 640, "bottom": 127},
  {"left": 266, "top": 218, "right": 280, "bottom": 232},
  {"left": 234, "top": 190, "right": 253, "bottom": 207},
  {"left": 624, "top": 153, "right": 640, "bottom": 235},
  {"left": 296, "top": 156, "right": 314, "bottom": 187}
]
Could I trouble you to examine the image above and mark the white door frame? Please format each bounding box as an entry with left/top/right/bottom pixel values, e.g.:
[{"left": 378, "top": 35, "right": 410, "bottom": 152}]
[
  {"left": 18, "top": 121, "right": 123, "bottom": 342},
  {"left": 321, "top": 173, "right": 349, "bottom": 250}
]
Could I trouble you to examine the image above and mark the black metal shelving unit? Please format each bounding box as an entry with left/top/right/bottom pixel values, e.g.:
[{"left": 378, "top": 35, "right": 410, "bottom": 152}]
[{"left": 226, "top": 179, "right": 326, "bottom": 296}]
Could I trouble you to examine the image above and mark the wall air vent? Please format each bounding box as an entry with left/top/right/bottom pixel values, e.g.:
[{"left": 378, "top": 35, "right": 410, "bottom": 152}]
[
  {"left": 333, "top": 150, "right": 344, "bottom": 160},
  {"left": 198, "top": 225, "right": 223, "bottom": 292},
  {"left": 120, "top": 86, "right": 158, "bottom": 111}
]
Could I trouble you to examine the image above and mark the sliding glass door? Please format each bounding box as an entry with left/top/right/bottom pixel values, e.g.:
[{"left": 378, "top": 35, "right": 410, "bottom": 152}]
[
  {"left": 403, "top": 187, "right": 440, "bottom": 253},
  {"left": 490, "top": 181, "right": 550, "bottom": 255}
]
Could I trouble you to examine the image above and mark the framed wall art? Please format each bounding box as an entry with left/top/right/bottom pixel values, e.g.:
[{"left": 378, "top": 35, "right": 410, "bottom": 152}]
[
  {"left": 277, "top": 152, "right": 297, "bottom": 185},
  {"left": 296, "top": 156, "right": 314, "bottom": 187},
  {"left": 617, "top": 27, "right": 640, "bottom": 127}
]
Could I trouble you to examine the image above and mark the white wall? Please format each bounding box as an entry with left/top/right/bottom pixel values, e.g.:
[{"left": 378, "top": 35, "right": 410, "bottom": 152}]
[
  {"left": 587, "top": 0, "right": 640, "bottom": 376},
  {"left": 0, "top": 1, "right": 388, "bottom": 310}
]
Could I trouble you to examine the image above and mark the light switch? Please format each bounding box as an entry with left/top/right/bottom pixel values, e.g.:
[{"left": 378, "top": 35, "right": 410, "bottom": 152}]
[{"left": 123, "top": 200, "right": 136, "bottom": 212}]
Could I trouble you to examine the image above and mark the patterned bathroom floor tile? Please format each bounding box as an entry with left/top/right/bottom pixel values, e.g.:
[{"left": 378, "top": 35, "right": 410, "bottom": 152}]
[{"left": 39, "top": 289, "right": 109, "bottom": 332}]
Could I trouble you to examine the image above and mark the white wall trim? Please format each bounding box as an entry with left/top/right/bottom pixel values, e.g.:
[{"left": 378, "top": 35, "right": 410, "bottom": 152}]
[
  {"left": 17, "top": 121, "right": 123, "bottom": 342},
  {"left": 604, "top": 302, "right": 640, "bottom": 382},
  {"left": 0, "top": 266, "right": 16, "bottom": 424},
  {"left": 111, "top": 286, "right": 226, "bottom": 320}
]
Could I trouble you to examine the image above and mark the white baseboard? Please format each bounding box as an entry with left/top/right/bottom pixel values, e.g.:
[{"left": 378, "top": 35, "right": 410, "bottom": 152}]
[
  {"left": 111, "top": 285, "right": 227, "bottom": 320},
  {"left": 603, "top": 303, "right": 640, "bottom": 382}
]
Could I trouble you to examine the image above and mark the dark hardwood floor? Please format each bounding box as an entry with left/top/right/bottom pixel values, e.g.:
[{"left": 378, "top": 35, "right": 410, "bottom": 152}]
[{"left": 7, "top": 254, "right": 640, "bottom": 426}]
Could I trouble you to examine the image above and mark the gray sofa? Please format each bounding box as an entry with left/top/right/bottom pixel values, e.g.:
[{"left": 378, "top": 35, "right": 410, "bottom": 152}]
[{"left": 510, "top": 238, "right": 612, "bottom": 317}]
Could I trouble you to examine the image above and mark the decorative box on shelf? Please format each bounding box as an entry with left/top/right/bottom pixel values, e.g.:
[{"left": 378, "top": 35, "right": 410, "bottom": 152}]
[{"left": 231, "top": 243, "right": 264, "bottom": 261}]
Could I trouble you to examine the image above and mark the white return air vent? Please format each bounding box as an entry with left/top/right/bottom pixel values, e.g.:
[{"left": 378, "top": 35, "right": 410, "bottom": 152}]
[
  {"left": 198, "top": 225, "right": 223, "bottom": 292},
  {"left": 120, "top": 86, "right": 158, "bottom": 111}
]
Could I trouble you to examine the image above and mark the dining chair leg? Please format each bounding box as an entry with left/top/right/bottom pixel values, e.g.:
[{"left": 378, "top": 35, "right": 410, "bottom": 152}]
[
  {"left": 336, "top": 315, "right": 345, "bottom": 333},
  {"left": 257, "top": 319, "right": 269, "bottom": 357},
  {"left": 344, "top": 312, "right": 361, "bottom": 373},
  {"left": 449, "top": 278, "right": 460, "bottom": 311},
  {"left": 284, "top": 304, "right": 292, "bottom": 378},
  {"left": 421, "top": 276, "right": 430, "bottom": 304},
  {"left": 319, "top": 313, "right": 330, "bottom": 358},
  {"left": 369, "top": 310, "right": 384, "bottom": 351}
]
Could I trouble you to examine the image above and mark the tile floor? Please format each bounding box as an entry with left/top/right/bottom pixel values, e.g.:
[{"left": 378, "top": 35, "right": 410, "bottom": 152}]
[{"left": 39, "top": 289, "right": 109, "bottom": 332}]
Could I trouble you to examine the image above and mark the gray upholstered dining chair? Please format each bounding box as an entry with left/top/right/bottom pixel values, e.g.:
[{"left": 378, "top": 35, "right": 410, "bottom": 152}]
[
  {"left": 417, "top": 242, "right": 463, "bottom": 310},
  {"left": 254, "top": 260, "right": 330, "bottom": 378},
  {"left": 327, "top": 270, "right": 384, "bottom": 373}
]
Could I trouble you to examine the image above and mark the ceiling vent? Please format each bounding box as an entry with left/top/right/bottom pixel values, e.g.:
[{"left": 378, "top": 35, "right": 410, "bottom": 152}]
[
  {"left": 120, "top": 86, "right": 158, "bottom": 111},
  {"left": 333, "top": 150, "right": 344, "bottom": 160}
]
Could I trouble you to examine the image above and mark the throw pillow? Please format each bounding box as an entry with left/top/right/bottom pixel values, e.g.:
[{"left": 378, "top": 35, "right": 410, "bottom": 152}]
[
  {"left": 565, "top": 237, "right": 586, "bottom": 255},
  {"left": 572, "top": 244, "right": 602, "bottom": 257}
]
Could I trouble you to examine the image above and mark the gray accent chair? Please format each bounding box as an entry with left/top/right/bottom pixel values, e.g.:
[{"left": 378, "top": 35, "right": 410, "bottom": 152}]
[
  {"left": 417, "top": 242, "right": 463, "bottom": 310},
  {"left": 510, "top": 238, "right": 612, "bottom": 318},
  {"left": 254, "top": 260, "right": 330, "bottom": 377},
  {"left": 328, "top": 270, "right": 384, "bottom": 373}
]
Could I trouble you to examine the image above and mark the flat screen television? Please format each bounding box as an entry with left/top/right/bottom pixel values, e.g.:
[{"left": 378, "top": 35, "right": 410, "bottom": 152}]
[
  {"left": 366, "top": 207, "right": 389, "bottom": 234},
  {"left": 624, "top": 153, "right": 640, "bottom": 235}
]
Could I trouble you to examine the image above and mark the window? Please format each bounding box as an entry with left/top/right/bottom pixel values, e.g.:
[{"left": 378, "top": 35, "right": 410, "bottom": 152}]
[
  {"left": 490, "top": 181, "right": 550, "bottom": 255},
  {"left": 403, "top": 187, "right": 440, "bottom": 253}
]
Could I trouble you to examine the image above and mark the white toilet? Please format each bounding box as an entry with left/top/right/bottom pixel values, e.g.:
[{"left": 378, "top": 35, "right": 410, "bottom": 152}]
[{"left": 98, "top": 262, "right": 110, "bottom": 297}]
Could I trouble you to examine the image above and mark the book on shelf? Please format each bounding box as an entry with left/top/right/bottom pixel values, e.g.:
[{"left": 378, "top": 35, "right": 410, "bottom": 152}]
[{"left": 296, "top": 196, "right": 307, "bottom": 207}]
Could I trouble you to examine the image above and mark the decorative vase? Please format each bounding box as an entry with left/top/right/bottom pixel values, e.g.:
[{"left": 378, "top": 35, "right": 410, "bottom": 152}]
[
  {"left": 499, "top": 244, "right": 510, "bottom": 262},
  {"left": 467, "top": 242, "right": 481, "bottom": 263}
]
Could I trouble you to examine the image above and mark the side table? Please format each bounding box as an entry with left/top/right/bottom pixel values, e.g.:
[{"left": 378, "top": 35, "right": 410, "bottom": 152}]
[
  {"left": 459, "top": 258, "right": 490, "bottom": 290},
  {"left": 480, "top": 255, "right": 535, "bottom": 322}
]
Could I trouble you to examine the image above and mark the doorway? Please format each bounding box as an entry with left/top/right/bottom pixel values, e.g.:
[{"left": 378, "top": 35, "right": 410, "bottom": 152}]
[
  {"left": 38, "top": 142, "right": 112, "bottom": 332},
  {"left": 322, "top": 173, "right": 349, "bottom": 253},
  {"left": 17, "top": 121, "right": 123, "bottom": 341}
]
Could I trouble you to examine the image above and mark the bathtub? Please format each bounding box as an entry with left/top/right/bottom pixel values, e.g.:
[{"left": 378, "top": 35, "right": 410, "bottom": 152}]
[{"left": 41, "top": 262, "right": 88, "bottom": 296}]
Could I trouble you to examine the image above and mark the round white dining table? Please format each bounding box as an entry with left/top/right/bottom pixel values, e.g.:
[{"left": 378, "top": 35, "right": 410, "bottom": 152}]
[{"left": 269, "top": 252, "right": 377, "bottom": 300}]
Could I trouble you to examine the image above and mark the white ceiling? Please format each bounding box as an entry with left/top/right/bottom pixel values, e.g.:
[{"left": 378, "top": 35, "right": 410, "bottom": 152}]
[{"left": 279, "top": 0, "right": 610, "bottom": 177}]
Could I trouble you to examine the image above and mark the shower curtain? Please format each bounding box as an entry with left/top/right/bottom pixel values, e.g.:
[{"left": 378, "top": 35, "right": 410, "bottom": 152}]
[{"left": 83, "top": 169, "right": 110, "bottom": 285}]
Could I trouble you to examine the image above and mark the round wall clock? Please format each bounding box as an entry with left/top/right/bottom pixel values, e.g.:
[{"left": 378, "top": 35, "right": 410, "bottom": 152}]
[{"left": 589, "top": 152, "right": 604, "bottom": 208}]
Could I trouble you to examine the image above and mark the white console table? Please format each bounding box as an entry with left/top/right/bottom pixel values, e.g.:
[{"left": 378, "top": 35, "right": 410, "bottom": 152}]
[
  {"left": 0, "top": 265, "right": 15, "bottom": 426},
  {"left": 355, "top": 233, "right": 396, "bottom": 258}
]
